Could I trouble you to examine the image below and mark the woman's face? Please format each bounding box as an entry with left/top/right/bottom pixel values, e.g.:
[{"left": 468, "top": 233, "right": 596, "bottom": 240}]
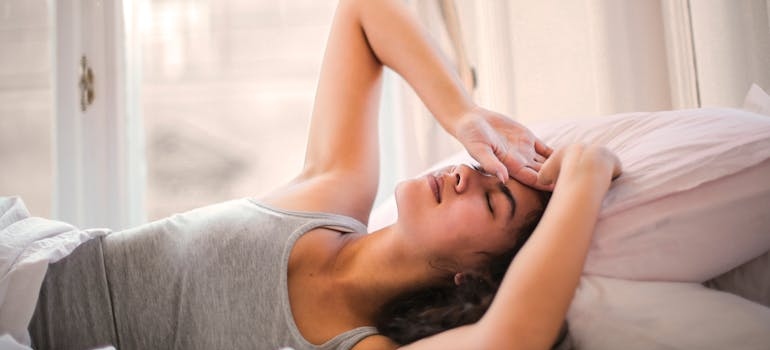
[{"left": 395, "top": 164, "right": 545, "bottom": 272}]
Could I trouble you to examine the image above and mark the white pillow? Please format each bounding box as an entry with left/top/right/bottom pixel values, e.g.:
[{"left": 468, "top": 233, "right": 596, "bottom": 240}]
[
  {"left": 369, "top": 106, "right": 770, "bottom": 283},
  {"left": 567, "top": 275, "right": 770, "bottom": 350},
  {"left": 744, "top": 83, "right": 770, "bottom": 115}
]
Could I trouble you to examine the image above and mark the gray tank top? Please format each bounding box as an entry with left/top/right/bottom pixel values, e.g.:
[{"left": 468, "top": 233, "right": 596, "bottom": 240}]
[{"left": 32, "top": 199, "right": 378, "bottom": 350}]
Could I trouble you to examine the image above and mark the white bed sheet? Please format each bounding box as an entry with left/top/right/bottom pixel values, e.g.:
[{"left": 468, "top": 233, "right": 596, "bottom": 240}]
[{"left": 0, "top": 197, "right": 113, "bottom": 350}]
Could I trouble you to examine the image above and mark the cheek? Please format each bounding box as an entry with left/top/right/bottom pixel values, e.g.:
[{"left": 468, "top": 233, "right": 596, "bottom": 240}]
[
  {"left": 445, "top": 203, "right": 488, "bottom": 230},
  {"left": 436, "top": 207, "right": 488, "bottom": 245},
  {"left": 445, "top": 206, "right": 513, "bottom": 251},
  {"left": 395, "top": 180, "right": 430, "bottom": 226}
]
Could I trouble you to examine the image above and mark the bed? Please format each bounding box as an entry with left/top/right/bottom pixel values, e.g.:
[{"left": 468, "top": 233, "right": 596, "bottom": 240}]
[
  {"left": 2, "top": 85, "right": 770, "bottom": 349},
  {"left": 369, "top": 84, "right": 770, "bottom": 349}
]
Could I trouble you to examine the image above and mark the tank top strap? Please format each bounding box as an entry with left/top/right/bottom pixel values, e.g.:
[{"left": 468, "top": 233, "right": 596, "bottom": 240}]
[
  {"left": 318, "top": 326, "right": 380, "bottom": 350},
  {"left": 247, "top": 199, "right": 368, "bottom": 234}
]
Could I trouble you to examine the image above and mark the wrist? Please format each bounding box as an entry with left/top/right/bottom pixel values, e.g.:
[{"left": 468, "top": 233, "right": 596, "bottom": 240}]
[{"left": 446, "top": 104, "right": 483, "bottom": 137}]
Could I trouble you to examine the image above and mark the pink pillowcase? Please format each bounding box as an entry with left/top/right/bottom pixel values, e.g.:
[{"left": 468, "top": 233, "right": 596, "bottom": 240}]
[
  {"left": 369, "top": 107, "right": 770, "bottom": 283},
  {"left": 586, "top": 158, "right": 770, "bottom": 282},
  {"left": 533, "top": 108, "right": 770, "bottom": 218},
  {"left": 532, "top": 108, "right": 770, "bottom": 282}
]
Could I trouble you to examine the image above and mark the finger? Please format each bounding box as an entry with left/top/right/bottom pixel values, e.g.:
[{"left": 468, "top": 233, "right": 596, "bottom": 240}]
[
  {"left": 533, "top": 154, "right": 547, "bottom": 163},
  {"left": 528, "top": 161, "right": 543, "bottom": 172},
  {"left": 499, "top": 152, "right": 532, "bottom": 184},
  {"left": 494, "top": 165, "right": 509, "bottom": 184},
  {"left": 472, "top": 146, "right": 509, "bottom": 183},
  {"left": 537, "top": 151, "right": 563, "bottom": 188},
  {"left": 538, "top": 182, "right": 556, "bottom": 192},
  {"left": 535, "top": 139, "right": 554, "bottom": 158},
  {"left": 536, "top": 167, "right": 558, "bottom": 190},
  {"left": 513, "top": 167, "right": 552, "bottom": 191}
]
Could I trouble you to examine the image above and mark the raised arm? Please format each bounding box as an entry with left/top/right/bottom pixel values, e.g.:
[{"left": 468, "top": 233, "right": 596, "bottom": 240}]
[
  {"left": 265, "top": 0, "right": 483, "bottom": 221},
  {"left": 357, "top": 0, "right": 553, "bottom": 188},
  {"left": 266, "top": 0, "right": 552, "bottom": 222}
]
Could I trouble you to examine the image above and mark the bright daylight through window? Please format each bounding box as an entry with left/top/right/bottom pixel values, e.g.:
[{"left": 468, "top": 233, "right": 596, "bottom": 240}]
[
  {"left": 140, "top": 0, "right": 336, "bottom": 220},
  {"left": 0, "top": 0, "right": 53, "bottom": 217}
]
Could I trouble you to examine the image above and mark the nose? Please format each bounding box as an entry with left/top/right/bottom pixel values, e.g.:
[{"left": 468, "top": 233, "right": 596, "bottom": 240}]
[
  {"left": 450, "top": 164, "right": 500, "bottom": 195},
  {"left": 450, "top": 164, "right": 478, "bottom": 194}
]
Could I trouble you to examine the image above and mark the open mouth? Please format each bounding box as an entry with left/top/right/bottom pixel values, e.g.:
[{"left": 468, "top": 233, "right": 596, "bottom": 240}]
[{"left": 428, "top": 174, "right": 442, "bottom": 203}]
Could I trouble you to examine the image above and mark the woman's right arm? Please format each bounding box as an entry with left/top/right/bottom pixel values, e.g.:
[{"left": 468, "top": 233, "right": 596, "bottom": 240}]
[
  {"left": 391, "top": 144, "right": 621, "bottom": 350},
  {"left": 266, "top": 0, "right": 551, "bottom": 223}
]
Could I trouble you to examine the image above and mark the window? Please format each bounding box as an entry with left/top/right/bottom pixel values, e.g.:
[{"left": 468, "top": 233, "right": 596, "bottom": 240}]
[
  {"left": 0, "top": 0, "right": 53, "bottom": 217},
  {"left": 140, "top": 0, "right": 337, "bottom": 220}
]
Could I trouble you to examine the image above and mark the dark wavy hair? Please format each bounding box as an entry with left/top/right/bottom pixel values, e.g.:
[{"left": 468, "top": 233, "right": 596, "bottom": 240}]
[{"left": 375, "top": 191, "right": 551, "bottom": 345}]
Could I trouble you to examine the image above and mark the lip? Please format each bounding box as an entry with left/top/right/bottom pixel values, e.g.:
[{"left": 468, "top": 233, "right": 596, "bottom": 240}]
[{"left": 427, "top": 174, "right": 442, "bottom": 203}]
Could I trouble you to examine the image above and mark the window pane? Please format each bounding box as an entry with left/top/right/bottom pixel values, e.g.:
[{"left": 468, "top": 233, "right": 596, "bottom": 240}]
[
  {"left": 0, "top": 0, "right": 53, "bottom": 217},
  {"left": 141, "top": 0, "right": 336, "bottom": 220}
]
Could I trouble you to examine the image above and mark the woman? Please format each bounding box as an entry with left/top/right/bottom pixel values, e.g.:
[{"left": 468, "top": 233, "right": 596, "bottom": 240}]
[{"left": 28, "top": 0, "right": 620, "bottom": 349}]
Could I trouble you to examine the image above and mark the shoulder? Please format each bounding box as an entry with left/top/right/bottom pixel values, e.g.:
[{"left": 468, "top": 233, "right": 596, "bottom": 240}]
[
  {"left": 261, "top": 172, "right": 374, "bottom": 225},
  {"left": 351, "top": 334, "right": 400, "bottom": 350}
]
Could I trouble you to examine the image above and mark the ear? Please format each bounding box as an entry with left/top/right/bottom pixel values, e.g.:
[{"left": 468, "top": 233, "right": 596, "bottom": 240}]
[{"left": 453, "top": 272, "right": 465, "bottom": 286}]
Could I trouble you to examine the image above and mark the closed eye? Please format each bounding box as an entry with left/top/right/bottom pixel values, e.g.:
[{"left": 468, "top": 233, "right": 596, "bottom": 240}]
[
  {"left": 485, "top": 192, "right": 494, "bottom": 216},
  {"left": 473, "top": 164, "right": 495, "bottom": 216}
]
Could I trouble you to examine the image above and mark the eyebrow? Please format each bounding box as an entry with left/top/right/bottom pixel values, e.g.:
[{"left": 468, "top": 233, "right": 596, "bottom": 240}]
[{"left": 497, "top": 182, "right": 517, "bottom": 221}]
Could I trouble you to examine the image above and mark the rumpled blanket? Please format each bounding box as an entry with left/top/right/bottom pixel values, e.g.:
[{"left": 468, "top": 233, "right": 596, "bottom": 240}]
[{"left": 0, "top": 196, "right": 112, "bottom": 349}]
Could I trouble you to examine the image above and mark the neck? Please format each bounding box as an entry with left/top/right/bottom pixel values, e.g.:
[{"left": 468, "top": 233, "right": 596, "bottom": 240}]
[{"left": 329, "top": 223, "right": 444, "bottom": 323}]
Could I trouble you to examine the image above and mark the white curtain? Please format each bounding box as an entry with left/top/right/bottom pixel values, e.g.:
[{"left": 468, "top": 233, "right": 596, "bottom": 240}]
[{"left": 375, "top": 0, "right": 770, "bottom": 206}]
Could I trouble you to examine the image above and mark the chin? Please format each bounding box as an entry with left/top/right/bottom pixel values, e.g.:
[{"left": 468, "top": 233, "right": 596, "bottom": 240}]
[
  {"left": 393, "top": 180, "right": 409, "bottom": 209},
  {"left": 393, "top": 178, "right": 421, "bottom": 217}
]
